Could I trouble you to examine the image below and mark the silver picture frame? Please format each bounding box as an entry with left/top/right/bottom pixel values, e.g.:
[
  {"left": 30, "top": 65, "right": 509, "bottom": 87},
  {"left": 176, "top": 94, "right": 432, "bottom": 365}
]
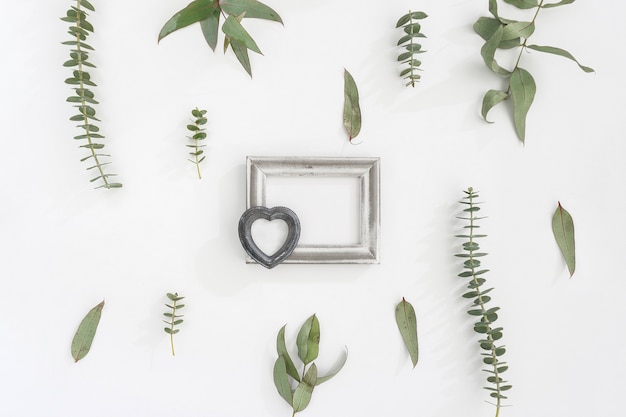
[{"left": 246, "top": 156, "right": 380, "bottom": 264}]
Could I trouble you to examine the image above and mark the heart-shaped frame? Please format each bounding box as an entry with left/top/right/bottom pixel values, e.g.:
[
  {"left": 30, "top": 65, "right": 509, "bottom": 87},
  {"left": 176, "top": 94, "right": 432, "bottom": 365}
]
[{"left": 238, "top": 206, "right": 301, "bottom": 269}]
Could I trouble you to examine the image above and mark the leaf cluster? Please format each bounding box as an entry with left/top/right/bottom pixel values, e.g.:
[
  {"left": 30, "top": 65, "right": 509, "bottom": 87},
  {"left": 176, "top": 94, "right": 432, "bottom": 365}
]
[
  {"left": 273, "top": 314, "right": 347, "bottom": 416},
  {"left": 396, "top": 11, "right": 427, "bottom": 87},
  {"left": 163, "top": 292, "right": 185, "bottom": 356},
  {"left": 159, "top": 0, "right": 283, "bottom": 77},
  {"left": 61, "top": 0, "right": 121, "bottom": 189},
  {"left": 186, "top": 108, "right": 208, "bottom": 179},
  {"left": 475, "top": 0, "right": 593, "bottom": 143},
  {"left": 456, "top": 188, "right": 511, "bottom": 413}
]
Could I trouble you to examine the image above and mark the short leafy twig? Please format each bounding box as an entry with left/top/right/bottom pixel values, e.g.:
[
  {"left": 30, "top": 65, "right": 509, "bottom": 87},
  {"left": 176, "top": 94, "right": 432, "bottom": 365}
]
[
  {"left": 61, "top": 0, "right": 121, "bottom": 189},
  {"left": 475, "top": 0, "right": 594, "bottom": 143},
  {"left": 163, "top": 292, "right": 185, "bottom": 356},
  {"left": 273, "top": 314, "right": 347, "bottom": 417},
  {"left": 158, "top": 0, "right": 283, "bottom": 77},
  {"left": 456, "top": 188, "right": 511, "bottom": 416},
  {"left": 396, "top": 11, "right": 427, "bottom": 87},
  {"left": 186, "top": 108, "right": 208, "bottom": 179}
]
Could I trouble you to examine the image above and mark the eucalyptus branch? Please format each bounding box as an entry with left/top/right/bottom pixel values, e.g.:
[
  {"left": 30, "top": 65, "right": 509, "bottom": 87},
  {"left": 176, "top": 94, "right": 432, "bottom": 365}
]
[
  {"left": 61, "top": 0, "right": 121, "bottom": 189},
  {"left": 186, "top": 108, "right": 208, "bottom": 179},
  {"left": 163, "top": 292, "right": 185, "bottom": 356},
  {"left": 456, "top": 188, "right": 511, "bottom": 416},
  {"left": 396, "top": 11, "right": 427, "bottom": 87},
  {"left": 475, "top": 0, "right": 594, "bottom": 143}
]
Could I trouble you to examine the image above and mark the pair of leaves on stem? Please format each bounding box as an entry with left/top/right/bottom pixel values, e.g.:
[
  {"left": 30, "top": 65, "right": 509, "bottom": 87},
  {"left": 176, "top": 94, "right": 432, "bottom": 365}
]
[
  {"left": 475, "top": 0, "right": 593, "bottom": 143},
  {"left": 186, "top": 108, "right": 208, "bottom": 179},
  {"left": 273, "top": 314, "right": 347, "bottom": 416},
  {"left": 552, "top": 202, "right": 576, "bottom": 277},
  {"left": 61, "top": 0, "right": 121, "bottom": 189},
  {"left": 163, "top": 292, "right": 185, "bottom": 356},
  {"left": 396, "top": 11, "right": 427, "bottom": 87},
  {"left": 159, "top": 0, "right": 283, "bottom": 77},
  {"left": 456, "top": 187, "right": 512, "bottom": 411}
]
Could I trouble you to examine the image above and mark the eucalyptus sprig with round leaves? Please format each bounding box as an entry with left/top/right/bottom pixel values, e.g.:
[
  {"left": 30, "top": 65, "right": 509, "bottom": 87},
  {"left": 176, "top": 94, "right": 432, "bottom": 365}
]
[
  {"left": 475, "top": 0, "right": 594, "bottom": 143},
  {"left": 159, "top": 0, "right": 283, "bottom": 77},
  {"left": 396, "top": 11, "right": 427, "bottom": 87},
  {"left": 186, "top": 108, "right": 208, "bottom": 179},
  {"left": 273, "top": 314, "right": 347, "bottom": 417},
  {"left": 456, "top": 188, "right": 512, "bottom": 416},
  {"left": 61, "top": 0, "right": 121, "bottom": 189}
]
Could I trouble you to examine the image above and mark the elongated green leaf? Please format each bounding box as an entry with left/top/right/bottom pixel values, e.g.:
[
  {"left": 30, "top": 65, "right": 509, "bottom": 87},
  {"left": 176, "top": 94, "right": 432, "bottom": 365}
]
[
  {"left": 489, "top": 0, "right": 499, "bottom": 18},
  {"left": 199, "top": 8, "right": 221, "bottom": 51},
  {"left": 292, "top": 364, "right": 317, "bottom": 413},
  {"left": 220, "top": 0, "right": 283, "bottom": 23},
  {"left": 273, "top": 356, "right": 293, "bottom": 406},
  {"left": 315, "top": 348, "right": 348, "bottom": 385},
  {"left": 277, "top": 325, "right": 300, "bottom": 382},
  {"left": 527, "top": 44, "right": 594, "bottom": 73},
  {"left": 230, "top": 38, "right": 253, "bottom": 77},
  {"left": 552, "top": 201, "right": 576, "bottom": 277},
  {"left": 343, "top": 69, "right": 362, "bottom": 142},
  {"left": 222, "top": 16, "right": 262, "bottom": 54},
  {"left": 395, "top": 298, "right": 419, "bottom": 368},
  {"left": 503, "top": 0, "right": 539, "bottom": 9},
  {"left": 71, "top": 300, "right": 104, "bottom": 362},
  {"left": 481, "top": 89, "right": 509, "bottom": 122},
  {"left": 542, "top": 0, "right": 575, "bottom": 8},
  {"left": 297, "top": 314, "right": 320, "bottom": 365},
  {"left": 480, "top": 25, "right": 511, "bottom": 76},
  {"left": 509, "top": 67, "right": 536, "bottom": 142},
  {"left": 158, "top": 0, "right": 218, "bottom": 42}
]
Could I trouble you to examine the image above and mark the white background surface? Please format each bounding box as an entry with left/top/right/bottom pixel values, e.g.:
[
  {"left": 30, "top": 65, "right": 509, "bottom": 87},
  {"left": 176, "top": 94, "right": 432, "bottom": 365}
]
[{"left": 1, "top": 1, "right": 624, "bottom": 416}]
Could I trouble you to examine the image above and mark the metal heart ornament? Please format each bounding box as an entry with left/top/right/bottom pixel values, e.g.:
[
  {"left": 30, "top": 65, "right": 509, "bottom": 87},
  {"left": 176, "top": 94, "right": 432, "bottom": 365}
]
[{"left": 238, "top": 206, "right": 301, "bottom": 269}]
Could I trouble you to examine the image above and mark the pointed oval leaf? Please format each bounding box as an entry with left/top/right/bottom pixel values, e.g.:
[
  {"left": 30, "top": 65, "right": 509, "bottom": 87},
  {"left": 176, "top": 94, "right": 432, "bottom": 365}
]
[
  {"left": 509, "top": 67, "right": 536, "bottom": 142},
  {"left": 481, "top": 89, "right": 509, "bottom": 122},
  {"left": 474, "top": 17, "right": 520, "bottom": 49},
  {"left": 220, "top": 0, "right": 283, "bottom": 23},
  {"left": 292, "top": 365, "right": 317, "bottom": 413},
  {"left": 199, "top": 9, "right": 221, "bottom": 51},
  {"left": 222, "top": 16, "right": 262, "bottom": 54},
  {"left": 480, "top": 25, "right": 511, "bottom": 76},
  {"left": 71, "top": 300, "right": 104, "bottom": 362},
  {"left": 273, "top": 356, "right": 293, "bottom": 406},
  {"left": 158, "top": 0, "right": 218, "bottom": 43},
  {"left": 315, "top": 348, "right": 348, "bottom": 385},
  {"left": 527, "top": 44, "right": 594, "bottom": 73},
  {"left": 230, "top": 38, "right": 253, "bottom": 77},
  {"left": 297, "top": 314, "right": 320, "bottom": 365},
  {"left": 502, "top": 21, "right": 535, "bottom": 41},
  {"left": 552, "top": 201, "right": 576, "bottom": 277},
  {"left": 277, "top": 325, "right": 300, "bottom": 382},
  {"left": 395, "top": 298, "right": 419, "bottom": 368},
  {"left": 343, "top": 69, "right": 362, "bottom": 142}
]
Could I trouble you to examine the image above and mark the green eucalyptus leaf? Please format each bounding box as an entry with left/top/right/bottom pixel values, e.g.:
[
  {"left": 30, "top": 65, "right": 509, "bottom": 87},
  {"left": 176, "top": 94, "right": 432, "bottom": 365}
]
[
  {"left": 199, "top": 8, "right": 221, "bottom": 51},
  {"left": 481, "top": 89, "right": 509, "bottom": 123},
  {"left": 220, "top": 0, "right": 283, "bottom": 23},
  {"left": 296, "top": 314, "right": 320, "bottom": 365},
  {"left": 81, "top": 0, "right": 95, "bottom": 11},
  {"left": 222, "top": 16, "right": 262, "bottom": 54},
  {"left": 71, "top": 300, "right": 104, "bottom": 362},
  {"left": 480, "top": 25, "right": 511, "bottom": 76},
  {"left": 503, "top": 0, "right": 539, "bottom": 9},
  {"left": 395, "top": 298, "right": 419, "bottom": 368},
  {"left": 474, "top": 17, "right": 520, "bottom": 49},
  {"left": 502, "top": 21, "right": 535, "bottom": 41},
  {"left": 277, "top": 325, "right": 301, "bottom": 382},
  {"left": 509, "top": 67, "right": 536, "bottom": 142},
  {"left": 552, "top": 201, "right": 576, "bottom": 277},
  {"left": 292, "top": 364, "right": 317, "bottom": 413},
  {"left": 230, "top": 38, "right": 253, "bottom": 77},
  {"left": 273, "top": 356, "right": 293, "bottom": 406},
  {"left": 488, "top": 0, "right": 499, "bottom": 18},
  {"left": 158, "top": 0, "right": 218, "bottom": 43},
  {"left": 343, "top": 69, "right": 362, "bottom": 142},
  {"left": 527, "top": 44, "right": 594, "bottom": 72},
  {"left": 542, "top": 0, "right": 575, "bottom": 7},
  {"left": 315, "top": 348, "right": 348, "bottom": 385}
]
